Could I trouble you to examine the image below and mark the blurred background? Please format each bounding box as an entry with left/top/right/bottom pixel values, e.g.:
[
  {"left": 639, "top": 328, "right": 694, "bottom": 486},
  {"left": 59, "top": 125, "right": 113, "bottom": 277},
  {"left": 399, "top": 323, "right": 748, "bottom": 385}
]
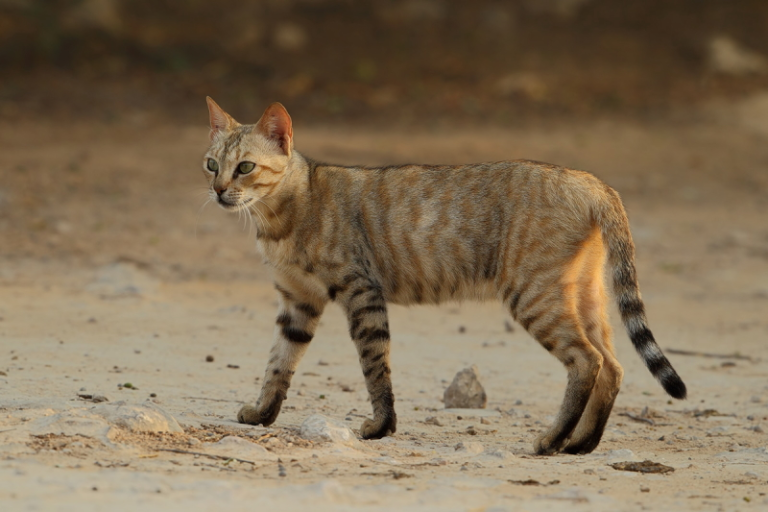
[
  {"left": 0, "top": 0, "right": 767, "bottom": 282},
  {"left": 3, "top": 0, "right": 768, "bottom": 125}
]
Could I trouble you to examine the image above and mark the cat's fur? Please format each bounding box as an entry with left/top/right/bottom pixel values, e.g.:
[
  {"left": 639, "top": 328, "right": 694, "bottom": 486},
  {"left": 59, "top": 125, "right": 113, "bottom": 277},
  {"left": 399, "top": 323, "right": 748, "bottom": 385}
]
[{"left": 202, "top": 98, "right": 686, "bottom": 455}]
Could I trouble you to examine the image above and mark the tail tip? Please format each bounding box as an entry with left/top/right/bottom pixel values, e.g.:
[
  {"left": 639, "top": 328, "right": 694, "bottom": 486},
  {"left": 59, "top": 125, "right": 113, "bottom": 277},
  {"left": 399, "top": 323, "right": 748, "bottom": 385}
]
[{"left": 663, "top": 376, "right": 687, "bottom": 400}]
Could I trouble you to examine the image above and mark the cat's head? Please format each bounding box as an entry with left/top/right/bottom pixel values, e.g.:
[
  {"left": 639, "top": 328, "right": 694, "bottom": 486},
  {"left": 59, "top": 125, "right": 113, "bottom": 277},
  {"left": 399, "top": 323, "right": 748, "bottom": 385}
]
[{"left": 203, "top": 98, "right": 294, "bottom": 211}]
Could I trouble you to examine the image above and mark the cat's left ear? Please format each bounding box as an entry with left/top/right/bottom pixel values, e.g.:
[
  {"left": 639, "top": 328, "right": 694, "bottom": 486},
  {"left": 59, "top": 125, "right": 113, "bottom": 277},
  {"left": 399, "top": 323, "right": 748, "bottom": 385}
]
[
  {"left": 206, "top": 96, "right": 238, "bottom": 141},
  {"left": 256, "top": 102, "right": 293, "bottom": 157}
]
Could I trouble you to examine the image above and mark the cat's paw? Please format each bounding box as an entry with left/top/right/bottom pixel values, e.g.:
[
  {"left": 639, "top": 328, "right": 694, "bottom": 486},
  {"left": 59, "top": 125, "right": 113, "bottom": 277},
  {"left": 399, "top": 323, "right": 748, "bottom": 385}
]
[
  {"left": 360, "top": 418, "right": 394, "bottom": 439},
  {"left": 359, "top": 415, "right": 396, "bottom": 440},
  {"left": 237, "top": 404, "right": 278, "bottom": 426},
  {"left": 533, "top": 432, "right": 564, "bottom": 456},
  {"left": 562, "top": 436, "right": 600, "bottom": 455}
]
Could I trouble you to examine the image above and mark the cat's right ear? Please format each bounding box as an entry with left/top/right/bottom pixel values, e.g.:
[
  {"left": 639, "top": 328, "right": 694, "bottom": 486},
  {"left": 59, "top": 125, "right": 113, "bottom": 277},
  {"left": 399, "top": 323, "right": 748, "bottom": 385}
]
[
  {"left": 256, "top": 102, "right": 293, "bottom": 157},
  {"left": 206, "top": 97, "right": 238, "bottom": 141}
]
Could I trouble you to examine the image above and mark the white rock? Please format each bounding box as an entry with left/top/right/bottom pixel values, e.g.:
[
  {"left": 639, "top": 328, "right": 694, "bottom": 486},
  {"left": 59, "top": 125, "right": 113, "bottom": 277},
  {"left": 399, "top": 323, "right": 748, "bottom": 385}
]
[
  {"left": 92, "top": 402, "right": 183, "bottom": 433},
  {"left": 299, "top": 414, "right": 360, "bottom": 447},
  {"left": 28, "top": 412, "right": 112, "bottom": 439},
  {"left": 454, "top": 441, "right": 485, "bottom": 455},
  {"left": 444, "top": 365, "right": 487, "bottom": 409},
  {"left": 206, "top": 436, "right": 277, "bottom": 462}
]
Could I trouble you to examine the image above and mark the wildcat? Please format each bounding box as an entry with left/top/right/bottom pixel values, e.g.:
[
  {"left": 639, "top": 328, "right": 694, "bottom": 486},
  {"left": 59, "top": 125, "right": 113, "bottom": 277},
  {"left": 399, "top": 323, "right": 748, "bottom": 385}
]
[{"left": 201, "top": 98, "right": 686, "bottom": 455}]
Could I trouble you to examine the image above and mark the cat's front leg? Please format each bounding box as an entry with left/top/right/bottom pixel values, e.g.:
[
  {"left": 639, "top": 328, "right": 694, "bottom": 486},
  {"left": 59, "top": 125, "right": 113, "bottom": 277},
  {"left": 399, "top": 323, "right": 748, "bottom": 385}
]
[
  {"left": 339, "top": 280, "right": 396, "bottom": 439},
  {"left": 238, "top": 284, "right": 325, "bottom": 426}
]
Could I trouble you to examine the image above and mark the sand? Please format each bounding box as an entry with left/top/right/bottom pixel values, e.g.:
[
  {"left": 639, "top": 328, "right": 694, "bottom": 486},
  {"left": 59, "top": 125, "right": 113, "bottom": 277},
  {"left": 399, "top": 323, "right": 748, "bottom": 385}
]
[{"left": 1, "top": 99, "right": 768, "bottom": 511}]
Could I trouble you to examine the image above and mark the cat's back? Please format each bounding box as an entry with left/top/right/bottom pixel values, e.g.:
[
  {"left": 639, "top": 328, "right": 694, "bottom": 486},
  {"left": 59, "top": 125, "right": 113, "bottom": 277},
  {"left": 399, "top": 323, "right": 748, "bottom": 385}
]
[{"left": 308, "top": 158, "right": 608, "bottom": 220}]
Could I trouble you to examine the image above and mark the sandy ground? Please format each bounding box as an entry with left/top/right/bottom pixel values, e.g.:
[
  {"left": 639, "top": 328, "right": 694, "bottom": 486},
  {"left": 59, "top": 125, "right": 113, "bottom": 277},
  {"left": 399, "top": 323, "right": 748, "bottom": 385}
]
[{"left": 1, "top": 98, "right": 768, "bottom": 511}]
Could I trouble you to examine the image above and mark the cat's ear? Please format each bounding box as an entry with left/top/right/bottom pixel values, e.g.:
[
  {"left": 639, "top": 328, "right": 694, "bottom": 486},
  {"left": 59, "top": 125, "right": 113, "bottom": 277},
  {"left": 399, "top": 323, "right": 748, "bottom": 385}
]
[
  {"left": 206, "top": 97, "right": 238, "bottom": 140},
  {"left": 256, "top": 102, "right": 293, "bottom": 157}
]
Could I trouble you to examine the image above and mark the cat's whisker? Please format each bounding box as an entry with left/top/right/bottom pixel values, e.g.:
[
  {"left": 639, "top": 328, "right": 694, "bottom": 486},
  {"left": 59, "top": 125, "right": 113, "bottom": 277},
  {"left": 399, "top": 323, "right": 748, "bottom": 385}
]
[
  {"left": 257, "top": 199, "right": 283, "bottom": 228},
  {"left": 194, "top": 197, "right": 213, "bottom": 241},
  {"left": 249, "top": 204, "right": 268, "bottom": 236}
]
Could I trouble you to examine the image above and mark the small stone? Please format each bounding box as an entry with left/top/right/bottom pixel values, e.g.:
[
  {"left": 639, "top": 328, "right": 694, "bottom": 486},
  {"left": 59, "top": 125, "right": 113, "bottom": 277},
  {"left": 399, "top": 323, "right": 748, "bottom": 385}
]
[
  {"left": 444, "top": 365, "right": 487, "bottom": 409},
  {"left": 207, "top": 436, "right": 277, "bottom": 461},
  {"left": 93, "top": 402, "right": 183, "bottom": 433},
  {"left": 205, "top": 355, "right": 214, "bottom": 362},
  {"left": 454, "top": 441, "right": 484, "bottom": 455},
  {"left": 299, "top": 414, "right": 360, "bottom": 447}
]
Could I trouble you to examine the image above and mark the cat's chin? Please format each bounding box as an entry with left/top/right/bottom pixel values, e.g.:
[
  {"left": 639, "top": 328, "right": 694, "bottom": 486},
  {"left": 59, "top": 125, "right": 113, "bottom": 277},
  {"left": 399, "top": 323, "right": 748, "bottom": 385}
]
[{"left": 217, "top": 197, "right": 254, "bottom": 210}]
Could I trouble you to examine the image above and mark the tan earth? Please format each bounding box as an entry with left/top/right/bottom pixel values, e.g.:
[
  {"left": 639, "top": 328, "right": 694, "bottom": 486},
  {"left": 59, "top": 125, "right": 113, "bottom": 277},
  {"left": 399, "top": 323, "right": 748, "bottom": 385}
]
[{"left": 1, "top": 97, "right": 768, "bottom": 511}]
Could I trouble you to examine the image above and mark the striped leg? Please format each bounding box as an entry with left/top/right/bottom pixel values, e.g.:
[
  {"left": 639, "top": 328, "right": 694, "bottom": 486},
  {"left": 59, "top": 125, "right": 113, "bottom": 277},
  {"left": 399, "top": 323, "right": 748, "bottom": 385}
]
[
  {"left": 563, "top": 269, "right": 624, "bottom": 454},
  {"left": 237, "top": 286, "right": 324, "bottom": 426},
  {"left": 510, "top": 283, "right": 602, "bottom": 455},
  {"left": 340, "top": 281, "right": 396, "bottom": 439}
]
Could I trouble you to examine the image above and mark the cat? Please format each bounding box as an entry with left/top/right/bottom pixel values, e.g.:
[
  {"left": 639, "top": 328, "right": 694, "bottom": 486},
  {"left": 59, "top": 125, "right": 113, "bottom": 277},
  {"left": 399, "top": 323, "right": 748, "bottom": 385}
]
[{"left": 201, "top": 97, "right": 686, "bottom": 455}]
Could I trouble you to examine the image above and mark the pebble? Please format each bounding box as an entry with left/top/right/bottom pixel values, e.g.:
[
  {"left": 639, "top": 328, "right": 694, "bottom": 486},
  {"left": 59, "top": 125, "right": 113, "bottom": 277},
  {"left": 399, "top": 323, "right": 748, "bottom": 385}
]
[
  {"left": 299, "top": 414, "right": 360, "bottom": 447},
  {"left": 92, "top": 402, "right": 183, "bottom": 433},
  {"left": 443, "top": 365, "right": 487, "bottom": 409},
  {"left": 206, "top": 436, "right": 277, "bottom": 461}
]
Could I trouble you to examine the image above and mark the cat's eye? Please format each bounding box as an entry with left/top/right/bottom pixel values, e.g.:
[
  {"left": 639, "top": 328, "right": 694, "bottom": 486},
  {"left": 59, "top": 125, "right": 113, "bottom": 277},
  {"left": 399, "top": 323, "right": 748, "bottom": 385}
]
[
  {"left": 238, "top": 162, "right": 256, "bottom": 175},
  {"left": 207, "top": 158, "right": 219, "bottom": 173}
]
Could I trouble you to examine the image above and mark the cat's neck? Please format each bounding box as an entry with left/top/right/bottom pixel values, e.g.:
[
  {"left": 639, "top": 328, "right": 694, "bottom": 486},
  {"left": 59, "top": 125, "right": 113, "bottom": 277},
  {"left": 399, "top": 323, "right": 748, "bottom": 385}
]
[{"left": 249, "top": 151, "right": 310, "bottom": 242}]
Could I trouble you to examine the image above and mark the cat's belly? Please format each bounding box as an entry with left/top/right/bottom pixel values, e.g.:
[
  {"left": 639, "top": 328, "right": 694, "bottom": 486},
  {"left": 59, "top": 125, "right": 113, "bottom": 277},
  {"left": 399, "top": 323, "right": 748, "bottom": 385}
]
[{"left": 384, "top": 276, "right": 499, "bottom": 306}]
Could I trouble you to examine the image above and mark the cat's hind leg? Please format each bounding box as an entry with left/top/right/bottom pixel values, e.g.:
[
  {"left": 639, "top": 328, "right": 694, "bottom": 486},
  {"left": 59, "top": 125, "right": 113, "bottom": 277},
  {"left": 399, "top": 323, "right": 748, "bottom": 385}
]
[
  {"left": 336, "top": 277, "right": 396, "bottom": 439},
  {"left": 238, "top": 283, "right": 325, "bottom": 426},
  {"left": 509, "top": 279, "right": 602, "bottom": 455},
  {"left": 563, "top": 235, "right": 624, "bottom": 454}
]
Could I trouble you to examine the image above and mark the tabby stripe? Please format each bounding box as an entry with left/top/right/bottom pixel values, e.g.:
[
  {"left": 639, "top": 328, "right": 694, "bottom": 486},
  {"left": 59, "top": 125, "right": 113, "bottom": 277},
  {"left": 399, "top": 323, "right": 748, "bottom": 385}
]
[
  {"left": 356, "top": 327, "right": 390, "bottom": 344},
  {"left": 282, "top": 326, "right": 313, "bottom": 343},
  {"left": 351, "top": 304, "right": 387, "bottom": 320},
  {"left": 327, "top": 285, "right": 342, "bottom": 301},
  {"left": 349, "top": 318, "right": 363, "bottom": 338},
  {"left": 531, "top": 314, "right": 565, "bottom": 349},
  {"left": 276, "top": 313, "right": 291, "bottom": 326},
  {"left": 501, "top": 285, "right": 513, "bottom": 304},
  {"left": 619, "top": 297, "right": 645, "bottom": 317},
  {"left": 518, "top": 288, "right": 548, "bottom": 318},
  {"left": 349, "top": 287, "right": 372, "bottom": 301},
  {"left": 509, "top": 290, "right": 522, "bottom": 314},
  {"left": 296, "top": 303, "right": 321, "bottom": 318}
]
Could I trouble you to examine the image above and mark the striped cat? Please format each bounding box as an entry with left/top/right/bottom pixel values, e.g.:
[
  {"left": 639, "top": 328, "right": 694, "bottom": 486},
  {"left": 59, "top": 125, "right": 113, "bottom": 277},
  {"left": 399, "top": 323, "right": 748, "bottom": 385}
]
[{"left": 202, "top": 98, "right": 686, "bottom": 455}]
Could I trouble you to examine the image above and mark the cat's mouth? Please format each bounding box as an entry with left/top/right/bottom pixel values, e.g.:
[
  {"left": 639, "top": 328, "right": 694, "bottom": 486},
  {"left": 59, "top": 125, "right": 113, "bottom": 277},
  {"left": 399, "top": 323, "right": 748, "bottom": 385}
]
[{"left": 217, "top": 197, "right": 254, "bottom": 210}]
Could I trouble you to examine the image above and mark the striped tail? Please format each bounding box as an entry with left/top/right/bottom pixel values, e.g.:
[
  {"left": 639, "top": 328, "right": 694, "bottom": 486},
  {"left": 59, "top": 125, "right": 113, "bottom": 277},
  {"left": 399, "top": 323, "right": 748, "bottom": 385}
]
[{"left": 595, "top": 188, "right": 687, "bottom": 400}]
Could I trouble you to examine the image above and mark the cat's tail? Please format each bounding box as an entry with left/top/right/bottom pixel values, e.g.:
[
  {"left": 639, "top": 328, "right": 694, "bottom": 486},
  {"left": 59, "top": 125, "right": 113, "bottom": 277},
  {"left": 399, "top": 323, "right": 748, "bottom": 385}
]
[{"left": 594, "top": 187, "right": 687, "bottom": 400}]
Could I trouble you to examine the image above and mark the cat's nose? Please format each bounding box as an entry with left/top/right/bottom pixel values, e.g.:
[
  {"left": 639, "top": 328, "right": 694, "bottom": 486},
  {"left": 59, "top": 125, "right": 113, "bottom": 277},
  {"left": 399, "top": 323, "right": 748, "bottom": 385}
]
[{"left": 215, "top": 186, "right": 227, "bottom": 196}]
